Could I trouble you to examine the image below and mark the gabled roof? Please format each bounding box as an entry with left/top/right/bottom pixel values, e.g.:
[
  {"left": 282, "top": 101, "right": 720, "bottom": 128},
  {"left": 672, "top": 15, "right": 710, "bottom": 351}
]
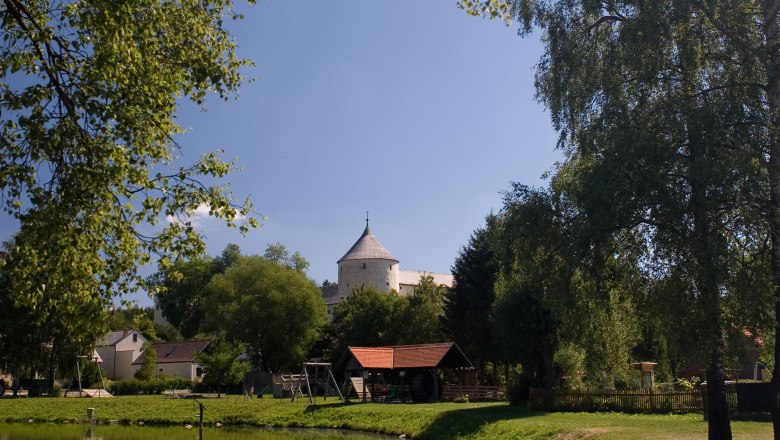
[
  {"left": 338, "top": 225, "right": 398, "bottom": 263},
  {"left": 97, "top": 329, "right": 144, "bottom": 347},
  {"left": 132, "top": 340, "right": 210, "bottom": 365},
  {"left": 338, "top": 342, "right": 472, "bottom": 370},
  {"left": 347, "top": 347, "right": 394, "bottom": 369}
]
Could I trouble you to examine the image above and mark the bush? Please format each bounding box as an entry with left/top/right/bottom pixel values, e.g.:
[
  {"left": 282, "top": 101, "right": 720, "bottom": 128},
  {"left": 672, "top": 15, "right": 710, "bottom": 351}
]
[
  {"left": 506, "top": 371, "right": 530, "bottom": 406},
  {"left": 107, "top": 377, "right": 193, "bottom": 396}
]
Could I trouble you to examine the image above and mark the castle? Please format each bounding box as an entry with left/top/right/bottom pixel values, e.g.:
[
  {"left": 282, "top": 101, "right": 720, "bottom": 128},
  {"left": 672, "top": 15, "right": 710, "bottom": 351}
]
[{"left": 321, "top": 221, "right": 453, "bottom": 317}]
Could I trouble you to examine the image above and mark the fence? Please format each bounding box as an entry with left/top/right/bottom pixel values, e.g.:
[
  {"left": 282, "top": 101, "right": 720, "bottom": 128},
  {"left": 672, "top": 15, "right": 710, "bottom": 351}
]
[
  {"left": 529, "top": 388, "right": 739, "bottom": 414},
  {"left": 441, "top": 384, "right": 505, "bottom": 401}
]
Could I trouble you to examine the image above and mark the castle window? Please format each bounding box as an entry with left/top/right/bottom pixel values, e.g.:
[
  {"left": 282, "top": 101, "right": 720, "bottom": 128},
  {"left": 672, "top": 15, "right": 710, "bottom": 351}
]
[
  {"left": 362, "top": 263, "right": 366, "bottom": 269},
  {"left": 386, "top": 282, "right": 389, "bottom": 286}
]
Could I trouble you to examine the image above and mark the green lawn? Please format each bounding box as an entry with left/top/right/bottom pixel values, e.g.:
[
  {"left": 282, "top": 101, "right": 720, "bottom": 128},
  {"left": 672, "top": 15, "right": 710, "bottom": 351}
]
[{"left": 0, "top": 396, "right": 772, "bottom": 439}]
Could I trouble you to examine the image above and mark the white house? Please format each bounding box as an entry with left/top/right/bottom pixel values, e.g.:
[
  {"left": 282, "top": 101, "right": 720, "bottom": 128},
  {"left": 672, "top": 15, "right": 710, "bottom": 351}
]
[
  {"left": 131, "top": 340, "right": 210, "bottom": 381},
  {"left": 95, "top": 329, "right": 147, "bottom": 381}
]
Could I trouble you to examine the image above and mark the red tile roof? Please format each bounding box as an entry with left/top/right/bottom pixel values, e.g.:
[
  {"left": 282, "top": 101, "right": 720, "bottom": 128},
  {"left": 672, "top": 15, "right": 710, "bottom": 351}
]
[
  {"left": 349, "top": 347, "right": 394, "bottom": 369},
  {"left": 394, "top": 344, "right": 454, "bottom": 368},
  {"left": 344, "top": 342, "right": 471, "bottom": 370}
]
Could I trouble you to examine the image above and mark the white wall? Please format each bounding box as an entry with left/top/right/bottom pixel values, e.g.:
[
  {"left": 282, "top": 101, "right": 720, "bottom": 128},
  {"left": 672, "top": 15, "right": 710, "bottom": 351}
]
[
  {"left": 114, "top": 350, "right": 138, "bottom": 381},
  {"left": 338, "top": 259, "right": 399, "bottom": 299},
  {"left": 398, "top": 270, "right": 454, "bottom": 296},
  {"left": 130, "top": 362, "right": 202, "bottom": 381}
]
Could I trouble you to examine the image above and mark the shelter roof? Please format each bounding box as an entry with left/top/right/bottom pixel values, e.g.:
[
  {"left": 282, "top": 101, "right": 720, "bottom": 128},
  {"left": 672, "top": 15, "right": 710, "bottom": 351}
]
[
  {"left": 339, "top": 342, "right": 472, "bottom": 370},
  {"left": 132, "top": 339, "right": 210, "bottom": 365},
  {"left": 338, "top": 225, "right": 398, "bottom": 263}
]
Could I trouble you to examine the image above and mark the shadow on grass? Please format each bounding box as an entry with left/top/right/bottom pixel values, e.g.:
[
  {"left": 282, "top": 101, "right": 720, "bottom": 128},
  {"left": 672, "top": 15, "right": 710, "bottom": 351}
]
[{"left": 418, "top": 404, "right": 538, "bottom": 439}]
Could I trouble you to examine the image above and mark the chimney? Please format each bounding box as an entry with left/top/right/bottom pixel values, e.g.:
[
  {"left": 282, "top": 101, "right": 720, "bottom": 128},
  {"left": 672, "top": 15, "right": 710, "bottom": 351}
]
[{"left": 123, "top": 329, "right": 129, "bottom": 337}]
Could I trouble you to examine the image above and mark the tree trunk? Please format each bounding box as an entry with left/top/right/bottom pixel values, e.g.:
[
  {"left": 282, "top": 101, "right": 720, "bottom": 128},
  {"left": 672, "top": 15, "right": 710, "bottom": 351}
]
[
  {"left": 705, "top": 328, "right": 731, "bottom": 440},
  {"left": 543, "top": 346, "right": 556, "bottom": 391},
  {"left": 764, "top": 0, "right": 780, "bottom": 436},
  {"left": 47, "top": 342, "right": 56, "bottom": 397},
  {"left": 688, "top": 120, "right": 731, "bottom": 438}
]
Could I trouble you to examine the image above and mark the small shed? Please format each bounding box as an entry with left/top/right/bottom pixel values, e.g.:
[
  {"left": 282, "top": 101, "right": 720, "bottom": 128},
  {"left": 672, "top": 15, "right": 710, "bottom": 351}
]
[
  {"left": 336, "top": 342, "right": 473, "bottom": 402},
  {"left": 631, "top": 362, "right": 658, "bottom": 389}
]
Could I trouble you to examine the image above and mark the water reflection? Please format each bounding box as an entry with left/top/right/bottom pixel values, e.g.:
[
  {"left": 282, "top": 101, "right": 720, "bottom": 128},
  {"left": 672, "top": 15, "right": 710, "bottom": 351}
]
[{"left": 0, "top": 423, "right": 393, "bottom": 440}]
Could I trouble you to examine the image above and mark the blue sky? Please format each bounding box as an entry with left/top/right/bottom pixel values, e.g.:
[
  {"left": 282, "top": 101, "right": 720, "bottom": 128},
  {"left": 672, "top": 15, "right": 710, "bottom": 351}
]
[{"left": 1, "top": 1, "right": 561, "bottom": 306}]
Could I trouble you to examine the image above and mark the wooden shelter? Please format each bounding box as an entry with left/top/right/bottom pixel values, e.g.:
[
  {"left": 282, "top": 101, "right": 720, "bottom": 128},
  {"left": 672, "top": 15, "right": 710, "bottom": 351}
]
[{"left": 336, "top": 342, "right": 473, "bottom": 402}]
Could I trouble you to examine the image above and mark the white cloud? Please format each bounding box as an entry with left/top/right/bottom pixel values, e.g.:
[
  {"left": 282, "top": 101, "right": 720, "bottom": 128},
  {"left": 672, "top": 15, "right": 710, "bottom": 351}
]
[{"left": 166, "top": 203, "right": 245, "bottom": 226}]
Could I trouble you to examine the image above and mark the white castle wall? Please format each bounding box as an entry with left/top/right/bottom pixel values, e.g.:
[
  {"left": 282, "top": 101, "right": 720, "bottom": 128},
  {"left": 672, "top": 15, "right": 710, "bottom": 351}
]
[
  {"left": 398, "top": 269, "right": 454, "bottom": 296},
  {"left": 338, "top": 258, "right": 400, "bottom": 298}
]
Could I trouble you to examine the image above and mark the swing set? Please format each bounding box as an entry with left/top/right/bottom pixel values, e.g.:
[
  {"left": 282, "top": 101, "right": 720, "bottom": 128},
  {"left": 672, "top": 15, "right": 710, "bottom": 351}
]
[
  {"left": 65, "top": 353, "right": 112, "bottom": 398},
  {"left": 289, "top": 362, "right": 343, "bottom": 404}
]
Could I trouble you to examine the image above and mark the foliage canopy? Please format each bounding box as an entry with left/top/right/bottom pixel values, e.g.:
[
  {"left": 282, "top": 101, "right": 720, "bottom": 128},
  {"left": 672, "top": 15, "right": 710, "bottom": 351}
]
[{"left": 0, "top": 0, "right": 259, "bottom": 350}]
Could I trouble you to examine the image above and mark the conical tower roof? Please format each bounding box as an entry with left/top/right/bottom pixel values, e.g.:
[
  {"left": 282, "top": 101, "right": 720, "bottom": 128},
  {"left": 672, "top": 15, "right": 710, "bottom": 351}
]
[{"left": 338, "top": 225, "right": 398, "bottom": 263}]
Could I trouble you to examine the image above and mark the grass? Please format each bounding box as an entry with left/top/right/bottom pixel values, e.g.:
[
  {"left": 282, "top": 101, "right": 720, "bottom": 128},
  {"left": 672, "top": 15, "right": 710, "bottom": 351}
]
[{"left": 0, "top": 395, "right": 772, "bottom": 439}]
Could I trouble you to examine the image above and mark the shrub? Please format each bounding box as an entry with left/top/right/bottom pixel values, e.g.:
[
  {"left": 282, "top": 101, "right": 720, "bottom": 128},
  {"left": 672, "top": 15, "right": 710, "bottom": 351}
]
[
  {"left": 107, "top": 377, "right": 193, "bottom": 396},
  {"left": 453, "top": 395, "right": 470, "bottom": 403},
  {"left": 135, "top": 343, "right": 157, "bottom": 380},
  {"left": 506, "top": 371, "right": 530, "bottom": 406}
]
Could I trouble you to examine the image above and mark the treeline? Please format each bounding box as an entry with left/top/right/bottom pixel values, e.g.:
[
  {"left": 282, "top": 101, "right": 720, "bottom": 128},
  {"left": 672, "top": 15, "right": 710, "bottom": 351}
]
[
  {"left": 148, "top": 243, "right": 324, "bottom": 374},
  {"left": 445, "top": 184, "right": 770, "bottom": 394},
  {"left": 456, "top": 1, "right": 780, "bottom": 437},
  {"left": 149, "top": 242, "right": 452, "bottom": 373}
]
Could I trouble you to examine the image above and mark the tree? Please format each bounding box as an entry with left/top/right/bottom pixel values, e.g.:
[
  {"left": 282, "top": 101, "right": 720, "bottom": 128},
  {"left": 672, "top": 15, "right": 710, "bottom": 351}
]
[
  {"left": 443, "top": 217, "right": 499, "bottom": 380},
  {"left": 0, "top": 0, "right": 258, "bottom": 358},
  {"left": 492, "top": 274, "right": 560, "bottom": 389},
  {"left": 195, "top": 337, "right": 249, "bottom": 398},
  {"left": 135, "top": 342, "right": 157, "bottom": 380},
  {"left": 329, "top": 286, "right": 408, "bottom": 359},
  {"left": 400, "top": 275, "right": 448, "bottom": 344},
  {"left": 215, "top": 244, "right": 242, "bottom": 273},
  {"left": 149, "top": 244, "right": 242, "bottom": 338},
  {"left": 150, "top": 257, "right": 218, "bottom": 339},
  {"left": 109, "top": 307, "right": 158, "bottom": 341},
  {"left": 0, "top": 240, "right": 102, "bottom": 392},
  {"left": 203, "top": 256, "right": 325, "bottom": 372},
  {"left": 460, "top": 2, "right": 773, "bottom": 436},
  {"left": 494, "top": 185, "right": 641, "bottom": 390},
  {"left": 264, "top": 243, "right": 309, "bottom": 273}
]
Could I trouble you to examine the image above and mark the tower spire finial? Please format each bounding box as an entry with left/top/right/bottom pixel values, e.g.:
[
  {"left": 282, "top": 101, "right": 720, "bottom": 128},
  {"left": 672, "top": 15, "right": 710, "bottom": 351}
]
[{"left": 366, "top": 211, "right": 369, "bottom": 228}]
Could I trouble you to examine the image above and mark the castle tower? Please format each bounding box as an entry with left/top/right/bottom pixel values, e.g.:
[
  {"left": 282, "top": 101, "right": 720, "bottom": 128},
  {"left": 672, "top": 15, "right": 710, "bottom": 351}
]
[{"left": 337, "top": 221, "right": 400, "bottom": 299}]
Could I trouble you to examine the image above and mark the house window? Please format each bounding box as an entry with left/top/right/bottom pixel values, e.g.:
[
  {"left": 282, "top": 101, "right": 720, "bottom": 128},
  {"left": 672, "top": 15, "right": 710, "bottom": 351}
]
[
  {"left": 132, "top": 334, "right": 137, "bottom": 343},
  {"left": 196, "top": 367, "right": 203, "bottom": 377}
]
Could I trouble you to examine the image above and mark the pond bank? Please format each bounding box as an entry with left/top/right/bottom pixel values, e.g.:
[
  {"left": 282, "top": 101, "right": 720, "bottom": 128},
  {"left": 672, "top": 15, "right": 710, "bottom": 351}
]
[
  {"left": 0, "top": 422, "right": 397, "bottom": 440},
  {"left": 0, "top": 395, "right": 773, "bottom": 439}
]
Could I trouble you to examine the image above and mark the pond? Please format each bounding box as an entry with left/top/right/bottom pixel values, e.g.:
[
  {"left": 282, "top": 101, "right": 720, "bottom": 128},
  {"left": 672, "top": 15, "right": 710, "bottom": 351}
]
[{"left": 0, "top": 423, "right": 395, "bottom": 440}]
